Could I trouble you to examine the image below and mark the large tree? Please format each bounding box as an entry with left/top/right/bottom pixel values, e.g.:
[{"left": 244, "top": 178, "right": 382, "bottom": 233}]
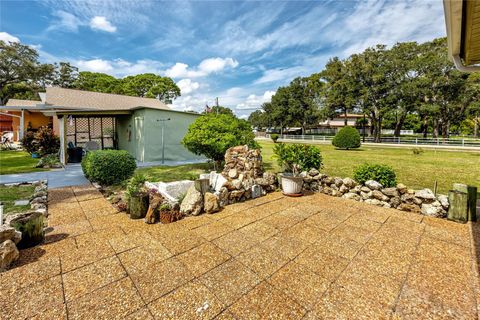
[
  {"left": 120, "top": 73, "right": 180, "bottom": 103},
  {"left": 74, "top": 71, "right": 121, "bottom": 93}
]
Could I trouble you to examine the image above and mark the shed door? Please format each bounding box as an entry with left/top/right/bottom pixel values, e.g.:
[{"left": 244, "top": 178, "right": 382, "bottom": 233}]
[{"left": 134, "top": 117, "right": 144, "bottom": 162}]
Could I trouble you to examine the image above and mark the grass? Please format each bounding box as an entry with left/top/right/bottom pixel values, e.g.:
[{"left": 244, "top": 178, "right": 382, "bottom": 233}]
[
  {"left": 0, "top": 150, "right": 47, "bottom": 175},
  {"left": 259, "top": 140, "right": 480, "bottom": 195},
  {"left": 0, "top": 184, "right": 35, "bottom": 215},
  {"left": 136, "top": 163, "right": 212, "bottom": 183}
]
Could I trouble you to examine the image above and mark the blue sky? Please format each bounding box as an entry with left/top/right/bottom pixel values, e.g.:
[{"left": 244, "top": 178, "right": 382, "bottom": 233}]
[{"left": 1, "top": 0, "right": 446, "bottom": 118}]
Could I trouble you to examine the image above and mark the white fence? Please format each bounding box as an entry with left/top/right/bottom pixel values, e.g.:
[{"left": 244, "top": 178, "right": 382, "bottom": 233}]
[{"left": 260, "top": 133, "right": 480, "bottom": 148}]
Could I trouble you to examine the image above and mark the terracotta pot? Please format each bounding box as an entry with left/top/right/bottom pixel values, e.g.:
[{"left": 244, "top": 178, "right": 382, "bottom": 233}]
[{"left": 280, "top": 174, "right": 303, "bottom": 195}]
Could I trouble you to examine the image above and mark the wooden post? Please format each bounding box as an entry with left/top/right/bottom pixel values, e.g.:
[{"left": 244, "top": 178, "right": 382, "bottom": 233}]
[
  {"left": 448, "top": 190, "right": 469, "bottom": 223},
  {"left": 453, "top": 183, "right": 477, "bottom": 222},
  {"left": 128, "top": 193, "right": 149, "bottom": 219}
]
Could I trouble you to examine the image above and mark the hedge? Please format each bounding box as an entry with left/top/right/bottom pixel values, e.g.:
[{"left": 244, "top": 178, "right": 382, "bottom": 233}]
[
  {"left": 81, "top": 150, "right": 136, "bottom": 185},
  {"left": 332, "top": 126, "right": 361, "bottom": 150},
  {"left": 353, "top": 163, "right": 397, "bottom": 187}
]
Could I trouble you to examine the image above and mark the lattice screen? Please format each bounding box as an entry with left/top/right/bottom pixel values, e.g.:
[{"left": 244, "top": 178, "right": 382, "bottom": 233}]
[{"left": 66, "top": 116, "right": 116, "bottom": 149}]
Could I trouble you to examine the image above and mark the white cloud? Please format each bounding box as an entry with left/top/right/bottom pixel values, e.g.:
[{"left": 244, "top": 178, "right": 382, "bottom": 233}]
[
  {"left": 90, "top": 16, "right": 117, "bottom": 32},
  {"left": 176, "top": 79, "right": 200, "bottom": 94},
  {"left": 165, "top": 57, "right": 239, "bottom": 78},
  {"left": 0, "top": 32, "right": 20, "bottom": 43},
  {"left": 49, "top": 10, "right": 82, "bottom": 32},
  {"left": 236, "top": 90, "right": 276, "bottom": 110},
  {"left": 75, "top": 58, "right": 165, "bottom": 76}
]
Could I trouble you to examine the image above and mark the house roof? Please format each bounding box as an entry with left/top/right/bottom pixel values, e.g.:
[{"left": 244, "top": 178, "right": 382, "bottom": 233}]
[
  {"left": 5, "top": 99, "right": 41, "bottom": 107},
  {"left": 444, "top": 0, "right": 480, "bottom": 71},
  {"left": 44, "top": 87, "right": 170, "bottom": 111}
]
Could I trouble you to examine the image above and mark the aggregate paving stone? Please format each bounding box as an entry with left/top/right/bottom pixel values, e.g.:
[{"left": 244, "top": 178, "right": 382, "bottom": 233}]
[
  {"left": 5, "top": 187, "right": 480, "bottom": 319},
  {"left": 198, "top": 259, "right": 260, "bottom": 307},
  {"left": 193, "top": 220, "right": 235, "bottom": 241},
  {"left": 63, "top": 255, "right": 127, "bottom": 301},
  {"left": 236, "top": 244, "right": 290, "bottom": 280},
  {"left": 227, "top": 281, "right": 307, "bottom": 320},
  {"left": 177, "top": 242, "right": 231, "bottom": 277},
  {"left": 212, "top": 230, "right": 258, "bottom": 256},
  {"left": 67, "top": 277, "right": 144, "bottom": 320},
  {"left": 268, "top": 261, "right": 330, "bottom": 310},
  {"left": 148, "top": 280, "right": 224, "bottom": 319}
]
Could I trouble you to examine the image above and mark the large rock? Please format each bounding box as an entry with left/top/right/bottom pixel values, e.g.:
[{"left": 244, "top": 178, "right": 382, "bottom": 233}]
[
  {"left": 415, "top": 188, "right": 435, "bottom": 200},
  {"left": 421, "top": 203, "right": 446, "bottom": 218},
  {"left": 334, "top": 177, "right": 343, "bottom": 187},
  {"left": 215, "top": 187, "right": 229, "bottom": 207},
  {"left": 360, "top": 186, "right": 371, "bottom": 193},
  {"left": 398, "top": 203, "right": 421, "bottom": 213},
  {"left": 204, "top": 192, "right": 220, "bottom": 214},
  {"left": 372, "top": 190, "right": 389, "bottom": 201},
  {"left": 308, "top": 168, "right": 320, "bottom": 177},
  {"left": 339, "top": 185, "right": 349, "bottom": 194},
  {"left": 437, "top": 194, "right": 449, "bottom": 209},
  {"left": 343, "top": 192, "right": 361, "bottom": 201},
  {"left": 360, "top": 191, "right": 372, "bottom": 200},
  {"left": 364, "top": 198, "right": 382, "bottom": 206},
  {"left": 397, "top": 183, "right": 408, "bottom": 194},
  {"left": 0, "top": 240, "right": 19, "bottom": 271},
  {"left": 343, "top": 178, "right": 356, "bottom": 188},
  {"left": 365, "top": 180, "right": 383, "bottom": 190},
  {"left": 390, "top": 196, "right": 401, "bottom": 208},
  {"left": 180, "top": 185, "right": 203, "bottom": 216},
  {"left": 0, "top": 225, "right": 22, "bottom": 245},
  {"left": 382, "top": 188, "right": 399, "bottom": 198}
]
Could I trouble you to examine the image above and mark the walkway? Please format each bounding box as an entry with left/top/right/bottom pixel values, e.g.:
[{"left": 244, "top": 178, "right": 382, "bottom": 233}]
[{"left": 1, "top": 187, "right": 480, "bottom": 319}]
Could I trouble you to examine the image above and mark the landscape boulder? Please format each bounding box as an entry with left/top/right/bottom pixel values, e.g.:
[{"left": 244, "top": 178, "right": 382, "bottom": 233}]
[
  {"left": 204, "top": 192, "right": 220, "bottom": 214},
  {"left": 421, "top": 202, "right": 446, "bottom": 218},
  {"left": 415, "top": 189, "right": 436, "bottom": 200},
  {"left": 343, "top": 178, "right": 356, "bottom": 188},
  {"left": 397, "top": 183, "right": 408, "bottom": 194},
  {"left": 180, "top": 185, "right": 203, "bottom": 216},
  {"left": 0, "top": 240, "right": 19, "bottom": 271},
  {"left": 365, "top": 180, "right": 383, "bottom": 190},
  {"left": 382, "top": 187, "right": 399, "bottom": 198}
]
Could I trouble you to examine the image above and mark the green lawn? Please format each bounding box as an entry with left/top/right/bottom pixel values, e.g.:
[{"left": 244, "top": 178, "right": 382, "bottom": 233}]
[
  {"left": 0, "top": 184, "right": 35, "bottom": 215},
  {"left": 136, "top": 163, "right": 213, "bottom": 183},
  {"left": 0, "top": 151, "right": 46, "bottom": 175},
  {"left": 259, "top": 141, "right": 480, "bottom": 195}
]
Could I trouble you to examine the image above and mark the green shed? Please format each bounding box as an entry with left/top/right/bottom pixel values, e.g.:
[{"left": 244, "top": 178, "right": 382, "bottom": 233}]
[
  {"left": 117, "top": 108, "right": 203, "bottom": 162},
  {"left": 28, "top": 87, "right": 204, "bottom": 164}
]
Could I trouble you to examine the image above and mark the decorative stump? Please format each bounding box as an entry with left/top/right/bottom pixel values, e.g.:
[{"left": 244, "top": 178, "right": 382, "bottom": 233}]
[
  {"left": 8, "top": 211, "right": 45, "bottom": 249},
  {"left": 129, "top": 193, "right": 149, "bottom": 219},
  {"left": 448, "top": 190, "right": 469, "bottom": 223}
]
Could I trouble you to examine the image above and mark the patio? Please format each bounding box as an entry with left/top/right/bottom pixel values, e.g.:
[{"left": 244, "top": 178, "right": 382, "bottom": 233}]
[{"left": 1, "top": 186, "right": 479, "bottom": 319}]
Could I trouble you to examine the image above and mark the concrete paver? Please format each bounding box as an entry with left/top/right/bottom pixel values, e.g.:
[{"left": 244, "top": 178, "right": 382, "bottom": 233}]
[{"left": 1, "top": 187, "right": 480, "bottom": 319}]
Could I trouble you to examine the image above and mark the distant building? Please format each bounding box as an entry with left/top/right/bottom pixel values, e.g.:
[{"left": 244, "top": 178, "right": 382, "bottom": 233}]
[{"left": 307, "top": 114, "right": 370, "bottom": 135}]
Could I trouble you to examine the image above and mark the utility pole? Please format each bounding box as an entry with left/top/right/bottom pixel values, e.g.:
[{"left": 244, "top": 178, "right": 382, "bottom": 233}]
[{"left": 215, "top": 97, "right": 219, "bottom": 115}]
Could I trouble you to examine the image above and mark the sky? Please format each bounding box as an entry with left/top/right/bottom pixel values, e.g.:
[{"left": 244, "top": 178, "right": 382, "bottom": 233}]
[{"left": 1, "top": 0, "right": 446, "bottom": 118}]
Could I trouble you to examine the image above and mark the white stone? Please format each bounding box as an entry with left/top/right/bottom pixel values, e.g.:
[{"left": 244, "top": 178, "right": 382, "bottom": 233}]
[
  {"left": 145, "top": 180, "right": 194, "bottom": 204},
  {"left": 0, "top": 239, "right": 19, "bottom": 271},
  {"left": 415, "top": 189, "right": 436, "bottom": 200},
  {"left": 251, "top": 185, "right": 262, "bottom": 199},
  {"left": 180, "top": 185, "right": 203, "bottom": 216},
  {"left": 421, "top": 203, "right": 445, "bottom": 217},
  {"left": 365, "top": 180, "right": 383, "bottom": 190},
  {"left": 343, "top": 192, "right": 361, "bottom": 201},
  {"left": 14, "top": 200, "right": 30, "bottom": 206},
  {"left": 343, "top": 178, "right": 356, "bottom": 188},
  {"left": 437, "top": 194, "right": 449, "bottom": 209}
]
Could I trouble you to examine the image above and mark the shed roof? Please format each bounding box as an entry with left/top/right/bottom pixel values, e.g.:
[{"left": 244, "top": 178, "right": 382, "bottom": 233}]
[
  {"left": 5, "top": 99, "right": 41, "bottom": 107},
  {"left": 44, "top": 87, "right": 170, "bottom": 110}
]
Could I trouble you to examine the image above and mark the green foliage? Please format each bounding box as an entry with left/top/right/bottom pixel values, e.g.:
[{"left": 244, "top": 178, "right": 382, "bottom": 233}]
[
  {"left": 36, "top": 154, "right": 61, "bottom": 168},
  {"left": 121, "top": 73, "right": 180, "bottom": 103},
  {"left": 353, "top": 163, "right": 397, "bottom": 187},
  {"left": 126, "top": 173, "right": 147, "bottom": 198},
  {"left": 204, "top": 106, "right": 234, "bottom": 116},
  {"left": 81, "top": 150, "right": 136, "bottom": 185},
  {"left": 273, "top": 143, "right": 322, "bottom": 176},
  {"left": 34, "top": 127, "right": 60, "bottom": 156},
  {"left": 270, "top": 134, "right": 279, "bottom": 143},
  {"left": 74, "top": 71, "right": 121, "bottom": 93},
  {"left": 412, "top": 147, "right": 424, "bottom": 155},
  {"left": 21, "top": 131, "right": 37, "bottom": 154},
  {"left": 182, "top": 113, "right": 258, "bottom": 162},
  {"left": 332, "top": 126, "right": 361, "bottom": 149},
  {"left": 247, "top": 109, "right": 268, "bottom": 129}
]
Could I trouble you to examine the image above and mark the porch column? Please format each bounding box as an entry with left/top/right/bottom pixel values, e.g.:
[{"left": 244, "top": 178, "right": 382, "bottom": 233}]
[
  {"left": 19, "top": 109, "right": 25, "bottom": 140},
  {"left": 59, "top": 115, "right": 67, "bottom": 165}
]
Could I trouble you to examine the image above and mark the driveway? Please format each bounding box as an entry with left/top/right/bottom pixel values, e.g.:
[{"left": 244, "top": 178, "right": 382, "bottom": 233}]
[{"left": 1, "top": 188, "right": 479, "bottom": 319}]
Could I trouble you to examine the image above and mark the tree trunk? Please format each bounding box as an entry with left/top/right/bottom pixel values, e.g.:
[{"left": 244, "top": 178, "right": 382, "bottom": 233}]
[
  {"left": 344, "top": 108, "right": 348, "bottom": 126},
  {"left": 474, "top": 116, "right": 479, "bottom": 138},
  {"left": 394, "top": 112, "right": 407, "bottom": 137},
  {"left": 432, "top": 119, "right": 439, "bottom": 139},
  {"left": 422, "top": 116, "right": 428, "bottom": 138}
]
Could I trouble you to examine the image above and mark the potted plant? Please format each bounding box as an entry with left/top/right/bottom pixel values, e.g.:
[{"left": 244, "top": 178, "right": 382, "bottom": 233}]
[
  {"left": 273, "top": 143, "right": 323, "bottom": 196},
  {"left": 126, "top": 174, "right": 149, "bottom": 219}
]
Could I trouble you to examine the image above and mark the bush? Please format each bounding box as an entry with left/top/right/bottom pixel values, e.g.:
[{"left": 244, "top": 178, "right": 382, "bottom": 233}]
[
  {"left": 21, "top": 127, "right": 60, "bottom": 156},
  {"left": 81, "top": 150, "right": 136, "bottom": 185},
  {"left": 182, "top": 113, "right": 258, "bottom": 166},
  {"left": 36, "top": 154, "right": 61, "bottom": 168},
  {"left": 273, "top": 143, "right": 322, "bottom": 175},
  {"left": 270, "top": 134, "right": 279, "bottom": 143},
  {"left": 21, "top": 131, "right": 37, "bottom": 154},
  {"left": 412, "top": 147, "right": 424, "bottom": 155},
  {"left": 126, "top": 173, "right": 147, "bottom": 199},
  {"left": 332, "top": 126, "right": 361, "bottom": 150},
  {"left": 353, "top": 163, "right": 397, "bottom": 187}
]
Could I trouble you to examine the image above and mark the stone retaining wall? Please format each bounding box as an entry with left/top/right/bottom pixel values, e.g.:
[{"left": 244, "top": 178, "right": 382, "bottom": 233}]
[{"left": 302, "top": 169, "right": 449, "bottom": 218}]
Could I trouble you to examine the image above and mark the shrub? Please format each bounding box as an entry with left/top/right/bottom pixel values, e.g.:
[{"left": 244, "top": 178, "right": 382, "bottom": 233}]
[
  {"left": 353, "top": 163, "right": 397, "bottom": 187},
  {"left": 412, "top": 147, "right": 424, "bottom": 155},
  {"left": 21, "top": 131, "right": 37, "bottom": 154},
  {"left": 126, "top": 173, "right": 147, "bottom": 199},
  {"left": 36, "top": 154, "right": 61, "bottom": 168},
  {"left": 270, "top": 134, "right": 279, "bottom": 143},
  {"left": 332, "top": 126, "right": 361, "bottom": 150},
  {"left": 21, "top": 127, "right": 60, "bottom": 156},
  {"left": 35, "top": 127, "right": 60, "bottom": 155},
  {"left": 182, "top": 113, "right": 258, "bottom": 167},
  {"left": 273, "top": 143, "right": 322, "bottom": 176},
  {"left": 81, "top": 150, "right": 136, "bottom": 185}
]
